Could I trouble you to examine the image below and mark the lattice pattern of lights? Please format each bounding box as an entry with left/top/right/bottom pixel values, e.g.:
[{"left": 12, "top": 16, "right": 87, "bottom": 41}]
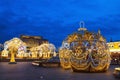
[
  {"left": 3, "top": 38, "right": 26, "bottom": 63},
  {"left": 59, "top": 22, "right": 111, "bottom": 72},
  {"left": 30, "top": 43, "right": 56, "bottom": 59}
]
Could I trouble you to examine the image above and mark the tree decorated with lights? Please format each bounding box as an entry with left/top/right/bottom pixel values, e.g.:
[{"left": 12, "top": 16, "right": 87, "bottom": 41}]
[
  {"left": 59, "top": 21, "right": 111, "bottom": 72},
  {"left": 4, "top": 38, "right": 26, "bottom": 63}
]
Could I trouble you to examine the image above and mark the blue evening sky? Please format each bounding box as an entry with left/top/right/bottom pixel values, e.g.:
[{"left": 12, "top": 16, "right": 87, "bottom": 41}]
[{"left": 0, "top": 0, "right": 120, "bottom": 47}]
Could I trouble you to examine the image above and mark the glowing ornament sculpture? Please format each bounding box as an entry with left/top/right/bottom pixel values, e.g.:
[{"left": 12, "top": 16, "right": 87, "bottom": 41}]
[
  {"left": 39, "top": 43, "right": 56, "bottom": 59},
  {"left": 59, "top": 48, "right": 72, "bottom": 69},
  {"left": 59, "top": 22, "right": 111, "bottom": 72},
  {"left": 59, "top": 41, "right": 72, "bottom": 69},
  {"left": 4, "top": 38, "right": 26, "bottom": 64}
]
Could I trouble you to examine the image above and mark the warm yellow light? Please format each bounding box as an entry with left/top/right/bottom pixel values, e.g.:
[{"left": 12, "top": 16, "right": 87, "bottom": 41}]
[
  {"left": 10, "top": 53, "right": 15, "bottom": 62},
  {"left": 59, "top": 24, "right": 111, "bottom": 72},
  {"left": 3, "top": 37, "right": 26, "bottom": 63},
  {"left": 115, "top": 68, "right": 120, "bottom": 71},
  {"left": 29, "top": 43, "right": 56, "bottom": 59}
]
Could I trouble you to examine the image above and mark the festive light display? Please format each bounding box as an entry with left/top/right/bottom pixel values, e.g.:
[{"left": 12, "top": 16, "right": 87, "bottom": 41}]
[
  {"left": 59, "top": 48, "right": 72, "bottom": 69},
  {"left": 59, "top": 41, "right": 71, "bottom": 69},
  {"left": 59, "top": 22, "right": 111, "bottom": 72},
  {"left": 1, "top": 50, "right": 8, "bottom": 57},
  {"left": 1, "top": 38, "right": 56, "bottom": 60},
  {"left": 17, "top": 45, "right": 28, "bottom": 58},
  {"left": 30, "top": 43, "right": 56, "bottom": 59},
  {"left": 3, "top": 38, "right": 26, "bottom": 63}
]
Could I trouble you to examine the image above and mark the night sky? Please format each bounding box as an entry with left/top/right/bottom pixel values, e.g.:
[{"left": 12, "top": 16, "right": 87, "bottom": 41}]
[{"left": 0, "top": 0, "right": 120, "bottom": 47}]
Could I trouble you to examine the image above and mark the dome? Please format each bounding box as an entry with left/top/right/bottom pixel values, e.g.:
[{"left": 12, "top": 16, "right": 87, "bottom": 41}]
[
  {"left": 30, "top": 43, "right": 56, "bottom": 59},
  {"left": 59, "top": 22, "right": 111, "bottom": 72}
]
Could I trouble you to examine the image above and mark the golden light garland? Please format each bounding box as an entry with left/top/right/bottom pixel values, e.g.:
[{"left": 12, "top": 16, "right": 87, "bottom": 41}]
[
  {"left": 59, "top": 48, "right": 72, "bottom": 69},
  {"left": 30, "top": 43, "right": 56, "bottom": 59},
  {"left": 3, "top": 38, "right": 26, "bottom": 63},
  {"left": 59, "top": 22, "right": 111, "bottom": 72}
]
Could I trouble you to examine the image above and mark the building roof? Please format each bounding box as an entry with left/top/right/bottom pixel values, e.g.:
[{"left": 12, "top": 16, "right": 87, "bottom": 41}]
[{"left": 20, "top": 35, "right": 43, "bottom": 39}]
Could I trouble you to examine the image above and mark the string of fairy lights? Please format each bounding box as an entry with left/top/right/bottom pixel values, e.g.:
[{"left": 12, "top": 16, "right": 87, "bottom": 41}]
[{"left": 59, "top": 22, "right": 111, "bottom": 72}]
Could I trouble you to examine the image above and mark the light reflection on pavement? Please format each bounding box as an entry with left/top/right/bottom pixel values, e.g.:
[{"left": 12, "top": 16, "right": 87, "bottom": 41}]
[{"left": 0, "top": 62, "right": 119, "bottom": 80}]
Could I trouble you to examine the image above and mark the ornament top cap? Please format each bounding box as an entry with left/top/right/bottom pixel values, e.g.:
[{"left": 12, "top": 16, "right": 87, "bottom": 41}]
[{"left": 78, "top": 21, "right": 87, "bottom": 31}]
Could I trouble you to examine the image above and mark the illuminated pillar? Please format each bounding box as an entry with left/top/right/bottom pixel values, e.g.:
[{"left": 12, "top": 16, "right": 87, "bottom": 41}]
[{"left": 9, "top": 50, "right": 16, "bottom": 64}]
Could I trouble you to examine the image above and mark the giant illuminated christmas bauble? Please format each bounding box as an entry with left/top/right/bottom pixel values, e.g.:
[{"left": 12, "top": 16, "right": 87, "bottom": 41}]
[
  {"left": 59, "top": 48, "right": 72, "bottom": 69},
  {"left": 59, "top": 23, "right": 111, "bottom": 72}
]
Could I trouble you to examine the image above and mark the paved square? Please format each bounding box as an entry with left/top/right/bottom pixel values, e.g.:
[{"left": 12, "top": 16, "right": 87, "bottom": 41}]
[{"left": 0, "top": 62, "right": 119, "bottom": 80}]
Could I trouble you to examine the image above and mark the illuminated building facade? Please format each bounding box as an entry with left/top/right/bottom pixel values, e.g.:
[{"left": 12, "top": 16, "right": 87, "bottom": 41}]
[
  {"left": 107, "top": 41, "right": 120, "bottom": 64},
  {"left": 107, "top": 41, "right": 120, "bottom": 53},
  {"left": 20, "top": 35, "right": 48, "bottom": 52}
]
